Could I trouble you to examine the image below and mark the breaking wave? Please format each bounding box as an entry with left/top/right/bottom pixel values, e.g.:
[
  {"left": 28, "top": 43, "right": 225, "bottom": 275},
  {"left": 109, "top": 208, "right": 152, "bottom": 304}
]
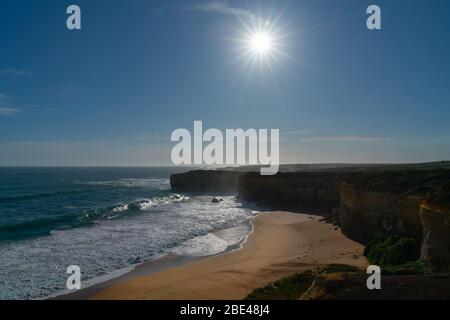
[{"left": 0, "top": 194, "right": 190, "bottom": 242}]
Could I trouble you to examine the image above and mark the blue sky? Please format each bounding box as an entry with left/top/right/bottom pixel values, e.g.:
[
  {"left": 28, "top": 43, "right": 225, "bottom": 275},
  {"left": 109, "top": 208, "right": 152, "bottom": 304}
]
[{"left": 1, "top": 0, "right": 449, "bottom": 165}]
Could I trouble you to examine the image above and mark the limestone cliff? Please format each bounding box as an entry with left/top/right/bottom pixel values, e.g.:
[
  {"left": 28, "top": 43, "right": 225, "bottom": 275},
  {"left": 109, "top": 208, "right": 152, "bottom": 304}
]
[
  {"left": 170, "top": 168, "right": 450, "bottom": 270},
  {"left": 339, "top": 183, "right": 450, "bottom": 271},
  {"left": 420, "top": 204, "right": 450, "bottom": 271},
  {"left": 338, "top": 183, "right": 423, "bottom": 243},
  {"left": 238, "top": 172, "right": 348, "bottom": 212}
]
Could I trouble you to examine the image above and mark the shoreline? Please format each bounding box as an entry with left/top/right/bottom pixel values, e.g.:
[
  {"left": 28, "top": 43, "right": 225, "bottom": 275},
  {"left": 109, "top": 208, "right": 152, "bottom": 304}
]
[
  {"left": 54, "top": 218, "right": 255, "bottom": 300},
  {"left": 59, "top": 211, "right": 367, "bottom": 300}
]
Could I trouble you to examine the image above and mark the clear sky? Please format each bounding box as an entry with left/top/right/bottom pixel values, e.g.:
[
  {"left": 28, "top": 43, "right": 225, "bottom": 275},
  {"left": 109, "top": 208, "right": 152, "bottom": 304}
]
[{"left": 1, "top": 0, "right": 449, "bottom": 166}]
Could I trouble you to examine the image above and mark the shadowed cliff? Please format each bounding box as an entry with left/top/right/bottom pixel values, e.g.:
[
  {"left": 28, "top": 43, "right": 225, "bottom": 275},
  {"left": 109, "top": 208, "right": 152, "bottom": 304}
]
[
  {"left": 237, "top": 172, "right": 350, "bottom": 213},
  {"left": 170, "top": 165, "right": 450, "bottom": 271}
]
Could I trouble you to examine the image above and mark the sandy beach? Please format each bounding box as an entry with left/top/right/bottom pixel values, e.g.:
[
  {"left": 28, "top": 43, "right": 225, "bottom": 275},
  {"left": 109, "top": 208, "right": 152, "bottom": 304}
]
[{"left": 69, "top": 211, "right": 366, "bottom": 300}]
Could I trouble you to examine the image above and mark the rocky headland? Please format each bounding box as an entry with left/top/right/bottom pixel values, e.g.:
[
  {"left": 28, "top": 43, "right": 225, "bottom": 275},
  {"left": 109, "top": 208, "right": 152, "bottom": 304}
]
[{"left": 170, "top": 165, "right": 450, "bottom": 272}]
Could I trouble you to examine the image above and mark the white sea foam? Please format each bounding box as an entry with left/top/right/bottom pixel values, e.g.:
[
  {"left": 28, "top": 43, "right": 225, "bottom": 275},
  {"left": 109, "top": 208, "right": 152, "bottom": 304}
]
[
  {"left": 168, "top": 223, "right": 250, "bottom": 257},
  {"left": 169, "top": 233, "right": 231, "bottom": 257},
  {"left": 111, "top": 204, "right": 129, "bottom": 213},
  {"left": 0, "top": 195, "right": 255, "bottom": 300}
]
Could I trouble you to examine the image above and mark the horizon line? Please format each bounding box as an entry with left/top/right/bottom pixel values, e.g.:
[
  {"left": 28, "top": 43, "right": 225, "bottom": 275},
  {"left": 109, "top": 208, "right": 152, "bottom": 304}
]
[{"left": 0, "top": 160, "right": 449, "bottom": 168}]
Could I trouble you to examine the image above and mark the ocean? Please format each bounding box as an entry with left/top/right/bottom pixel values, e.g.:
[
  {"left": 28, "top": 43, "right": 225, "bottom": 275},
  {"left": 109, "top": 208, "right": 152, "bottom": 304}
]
[{"left": 0, "top": 167, "right": 254, "bottom": 299}]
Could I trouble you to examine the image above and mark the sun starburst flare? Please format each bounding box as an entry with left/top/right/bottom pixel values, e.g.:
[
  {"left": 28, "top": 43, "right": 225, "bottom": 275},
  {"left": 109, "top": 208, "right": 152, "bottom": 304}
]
[
  {"left": 249, "top": 31, "right": 274, "bottom": 55},
  {"left": 236, "top": 23, "right": 285, "bottom": 70},
  {"left": 229, "top": 8, "right": 295, "bottom": 79}
]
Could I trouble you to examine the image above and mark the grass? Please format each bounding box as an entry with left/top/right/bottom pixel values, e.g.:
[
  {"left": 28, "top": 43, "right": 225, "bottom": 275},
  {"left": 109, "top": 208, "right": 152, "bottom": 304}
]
[
  {"left": 382, "top": 261, "right": 430, "bottom": 275},
  {"left": 245, "top": 264, "right": 360, "bottom": 300},
  {"left": 319, "top": 264, "right": 360, "bottom": 274},
  {"left": 245, "top": 261, "right": 432, "bottom": 300},
  {"left": 245, "top": 270, "right": 315, "bottom": 300}
]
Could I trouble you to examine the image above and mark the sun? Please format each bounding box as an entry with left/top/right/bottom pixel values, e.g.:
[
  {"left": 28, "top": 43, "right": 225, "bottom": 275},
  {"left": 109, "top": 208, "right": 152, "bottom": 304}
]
[
  {"left": 249, "top": 32, "right": 274, "bottom": 55},
  {"left": 231, "top": 14, "right": 292, "bottom": 72},
  {"left": 241, "top": 28, "right": 278, "bottom": 61}
]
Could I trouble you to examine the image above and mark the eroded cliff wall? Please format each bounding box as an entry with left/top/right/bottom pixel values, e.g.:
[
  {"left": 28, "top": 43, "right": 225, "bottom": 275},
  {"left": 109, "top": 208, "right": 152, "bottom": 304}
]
[
  {"left": 238, "top": 172, "right": 348, "bottom": 212},
  {"left": 170, "top": 169, "right": 450, "bottom": 270},
  {"left": 338, "top": 184, "right": 450, "bottom": 271},
  {"left": 420, "top": 204, "right": 450, "bottom": 271},
  {"left": 338, "top": 183, "right": 423, "bottom": 243}
]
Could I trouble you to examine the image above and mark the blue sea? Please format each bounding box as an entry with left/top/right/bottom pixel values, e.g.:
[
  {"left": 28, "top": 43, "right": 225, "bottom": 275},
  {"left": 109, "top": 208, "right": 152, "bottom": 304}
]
[{"left": 0, "top": 167, "right": 254, "bottom": 299}]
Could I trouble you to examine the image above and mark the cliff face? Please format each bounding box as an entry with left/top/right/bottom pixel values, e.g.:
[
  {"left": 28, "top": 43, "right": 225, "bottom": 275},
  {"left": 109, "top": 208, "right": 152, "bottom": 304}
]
[
  {"left": 338, "top": 183, "right": 423, "bottom": 243},
  {"left": 238, "top": 172, "right": 347, "bottom": 212},
  {"left": 170, "top": 169, "right": 450, "bottom": 270},
  {"left": 339, "top": 184, "right": 450, "bottom": 271},
  {"left": 420, "top": 204, "right": 450, "bottom": 271},
  {"left": 170, "top": 170, "right": 243, "bottom": 193}
]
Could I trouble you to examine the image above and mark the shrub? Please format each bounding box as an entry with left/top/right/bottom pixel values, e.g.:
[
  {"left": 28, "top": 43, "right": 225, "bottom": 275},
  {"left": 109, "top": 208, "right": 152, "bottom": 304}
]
[
  {"left": 364, "top": 233, "right": 420, "bottom": 267},
  {"left": 319, "top": 264, "right": 360, "bottom": 274},
  {"left": 245, "top": 271, "right": 315, "bottom": 300},
  {"left": 245, "top": 265, "right": 361, "bottom": 300},
  {"left": 383, "top": 260, "right": 429, "bottom": 275}
]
